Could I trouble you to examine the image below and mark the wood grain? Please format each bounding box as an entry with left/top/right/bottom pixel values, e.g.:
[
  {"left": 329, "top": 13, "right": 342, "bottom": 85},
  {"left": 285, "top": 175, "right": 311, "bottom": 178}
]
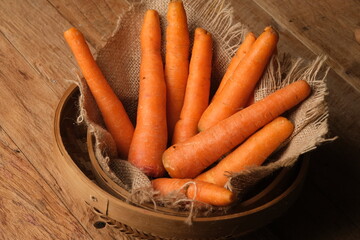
[
  {"left": 47, "top": 0, "right": 129, "bottom": 49},
  {"left": 0, "top": 0, "right": 127, "bottom": 93},
  {"left": 0, "top": 0, "right": 75, "bottom": 91},
  {"left": 0, "top": 127, "right": 91, "bottom": 240}
]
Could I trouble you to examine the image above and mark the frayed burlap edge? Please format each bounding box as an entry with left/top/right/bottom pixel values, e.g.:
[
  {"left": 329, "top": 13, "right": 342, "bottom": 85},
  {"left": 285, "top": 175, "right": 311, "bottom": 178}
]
[{"left": 129, "top": 181, "right": 232, "bottom": 225}]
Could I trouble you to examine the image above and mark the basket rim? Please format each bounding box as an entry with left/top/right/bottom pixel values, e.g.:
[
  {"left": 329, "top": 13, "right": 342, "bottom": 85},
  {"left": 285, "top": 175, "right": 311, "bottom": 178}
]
[{"left": 54, "top": 83, "right": 309, "bottom": 223}]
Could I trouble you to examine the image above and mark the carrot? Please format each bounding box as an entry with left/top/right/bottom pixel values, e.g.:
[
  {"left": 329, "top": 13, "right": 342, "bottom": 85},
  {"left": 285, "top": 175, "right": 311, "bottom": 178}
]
[
  {"left": 152, "top": 178, "right": 189, "bottom": 196},
  {"left": 186, "top": 180, "right": 235, "bottom": 206},
  {"left": 212, "top": 32, "right": 256, "bottom": 101},
  {"left": 63, "top": 27, "right": 134, "bottom": 158},
  {"left": 172, "top": 28, "right": 212, "bottom": 144},
  {"left": 196, "top": 117, "right": 294, "bottom": 187},
  {"left": 128, "top": 10, "right": 167, "bottom": 178},
  {"left": 165, "top": 0, "right": 191, "bottom": 141},
  {"left": 152, "top": 178, "right": 236, "bottom": 206},
  {"left": 163, "top": 80, "right": 311, "bottom": 178},
  {"left": 198, "top": 26, "right": 279, "bottom": 131}
]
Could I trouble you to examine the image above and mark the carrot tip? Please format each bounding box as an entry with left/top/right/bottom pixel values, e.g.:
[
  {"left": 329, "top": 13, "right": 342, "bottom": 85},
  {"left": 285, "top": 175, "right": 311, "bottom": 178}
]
[
  {"left": 145, "top": 9, "right": 159, "bottom": 17},
  {"left": 195, "top": 27, "right": 209, "bottom": 35},
  {"left": 264, "top": 26, "right": 278, "bottom": 36},
  {"left": 170, "top": 0, "right": 183, "bottom": 3}
]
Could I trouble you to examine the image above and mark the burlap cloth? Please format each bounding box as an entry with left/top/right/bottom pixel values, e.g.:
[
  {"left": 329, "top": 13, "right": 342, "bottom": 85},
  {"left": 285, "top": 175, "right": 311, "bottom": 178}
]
[{"left": 75, "top": 0, "right": 332, "bottom": 219}]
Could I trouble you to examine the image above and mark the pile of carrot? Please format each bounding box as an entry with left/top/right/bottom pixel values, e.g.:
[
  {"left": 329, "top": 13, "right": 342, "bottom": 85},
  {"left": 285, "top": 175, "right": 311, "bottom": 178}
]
[{"left": 64, "top": 0, "right": 311, "bottom": 208}]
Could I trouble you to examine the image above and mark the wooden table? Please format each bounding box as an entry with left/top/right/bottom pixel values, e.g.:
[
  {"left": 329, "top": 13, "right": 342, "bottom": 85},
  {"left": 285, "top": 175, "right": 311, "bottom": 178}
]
[{"left": 1, "top": 0, "right": 359, "bottom": 239}]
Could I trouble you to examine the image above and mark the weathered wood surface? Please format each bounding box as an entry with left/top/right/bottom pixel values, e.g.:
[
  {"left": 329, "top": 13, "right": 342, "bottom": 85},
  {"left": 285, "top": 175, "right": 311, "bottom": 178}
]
[
  {"left": 0, "top": 0, "right": 359, "bottom": 239},
  {"left": 0, "top": 127, "right": 92, "bottom": 240}
]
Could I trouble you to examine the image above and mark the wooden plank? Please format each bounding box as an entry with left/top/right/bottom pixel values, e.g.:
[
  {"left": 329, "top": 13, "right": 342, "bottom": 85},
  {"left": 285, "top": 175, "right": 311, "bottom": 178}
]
[
  {"left": 0, "top": 127, "right": 92, "bottom": 240},
  {"left": 0, "top": 0, "right": 121, "bottom": 94},
  {"left": 0, "top": 0, "right": 75, "bottom": 93},
  {"left": 251, "top": 0, "right": 360, "bottom": 92},
  {"left": 230, "top": 0, "right": 314, "bottom": 59},
  {"left": 47, "top": 0, "right": 129, "bottom": 49},
  {"left": 0, "top": 30, "right": 126, "bottom": 240}
]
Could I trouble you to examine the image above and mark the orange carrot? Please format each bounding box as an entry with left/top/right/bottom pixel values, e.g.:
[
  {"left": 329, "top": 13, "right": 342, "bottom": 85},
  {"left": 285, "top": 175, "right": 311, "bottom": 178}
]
[
  {"left": 64, "top": 27, "right": 134, "bottom": 158},
  {"left": 152, "top": 178, "right": 236, "bottom": 206},
  {"left": 128, "top": 10, "right": 167, "bottom": 178},
  {"left": 212, "top": 32, "right": 256, "bottom": 101},
  {"left": 152, "top": 178, "right": 189, "bottom": 196},
  {"left": 163, "top": 80, "right": 311, "bottom": 179},
  {"left": 172, "top": 28, "right": 212, "bottom": 144},
  {"left": 198, "top": 26, "right": 279, "bottom": 131},
  {"left": 165, "top": 0, "right": 191, "bottom": 141},
  {"left": 196, "top": 117, "right": 294, "bottom": 187},
  {"left": 186, "top": 180, "right": 235, "bottom": 206}
]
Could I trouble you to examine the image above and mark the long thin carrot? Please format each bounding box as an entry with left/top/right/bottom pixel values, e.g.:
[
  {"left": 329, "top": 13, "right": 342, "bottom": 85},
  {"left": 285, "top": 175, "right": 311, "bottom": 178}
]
[
  {"left": 163, "top": 80, "right": 311, "bottom": 179},
  {"left": 128, "top": 10, "right": 167, "bottom": 178},
  {"left": 172, "top": 28, "right": 212, "bottom": 144},
  {"left": 64, "top": 27, "right": 134, "bottom": 158},
  {"left": 198, "top": 26, "right": 279, "bottom": 131},
  {"left": 196, "top": 117, "right": 294, "bottom": 187},
  {"left": 165, "top": 0, "right": 190, "bottom": 142},
  {"left": 212, "top": 32, "right": 256, "bottom": 101},
  {"left": 152, "top": 178, "right": 235, "bottom": 206}
]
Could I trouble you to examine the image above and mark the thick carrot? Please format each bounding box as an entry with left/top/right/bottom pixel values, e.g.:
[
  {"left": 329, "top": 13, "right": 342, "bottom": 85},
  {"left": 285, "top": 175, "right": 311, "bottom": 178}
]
[
  {"left": 152, "top": 178, "right": 235, "bottom": 206},
  {"left": 196, "top": 117, "right": 294, "bottom": 187},
  {"left": 212, "top": 32, "right": 256, "bottom": 101},
  {"left": 63, "top": 27, "right": 134, "bottom": 158},
  {"left": 128, "top": 10, "right": 167, "bottom": 178},
  {"left": 172, "top": 28, "right": 212, "bottom": 144},
  {"left": 165, "top": 0, "right": 190, "bottom": 141},
  {"left": 198, "top": 26, "right": 279, "bottom": 131},
  {"left": 163, "top": 80, "right": 311, "bottom": 178}
]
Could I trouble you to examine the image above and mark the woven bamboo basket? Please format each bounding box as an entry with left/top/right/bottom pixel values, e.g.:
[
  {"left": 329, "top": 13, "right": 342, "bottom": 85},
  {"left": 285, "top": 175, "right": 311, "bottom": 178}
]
[{"left": 54, "top": 84, "right": 309, "bottom": 239}]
